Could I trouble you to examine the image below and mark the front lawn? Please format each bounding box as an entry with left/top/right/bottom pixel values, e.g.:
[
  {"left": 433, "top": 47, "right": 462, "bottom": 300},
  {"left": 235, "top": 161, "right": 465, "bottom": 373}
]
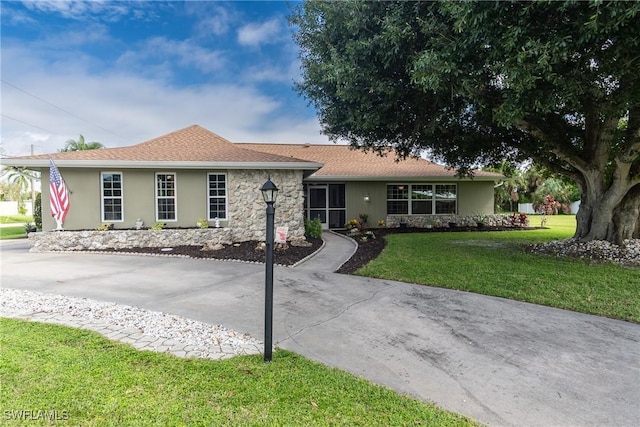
[
  {"left": 0, "top": 214, "right": 32, "bottom": 224},
  {"left": 357, "top": 216, "right": 640, "bottom": 322},
  {"left": 0, "top": 226, "right": 28, "bottom": 240},
  {"left": 0, "top": 318, "right": 476, "bottom": 426}
]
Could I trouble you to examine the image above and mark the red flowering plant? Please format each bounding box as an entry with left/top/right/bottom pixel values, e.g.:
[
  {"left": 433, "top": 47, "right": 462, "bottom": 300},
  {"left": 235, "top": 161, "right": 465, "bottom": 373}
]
[{"left": 510, "top": 212, "right": 529, "bottom": 227}]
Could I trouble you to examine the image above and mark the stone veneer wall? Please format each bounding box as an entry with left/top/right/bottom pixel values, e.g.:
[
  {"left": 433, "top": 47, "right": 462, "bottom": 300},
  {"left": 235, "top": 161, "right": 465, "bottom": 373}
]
[
  {"left": 386, "top": 214, "right": 530, "bottom": 228},
  {"left": 30, "top": 169, "right": 307, "bottom": 252},
  {"left": 227, "top": 169, "right": 306, "bottom": 241},
  {"left": 29, "top": 228, "right": 236, "bottom": 252}
]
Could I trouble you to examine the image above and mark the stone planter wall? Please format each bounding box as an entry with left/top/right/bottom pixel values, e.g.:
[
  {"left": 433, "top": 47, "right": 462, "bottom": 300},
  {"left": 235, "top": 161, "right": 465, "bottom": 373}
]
[
  {"left": 28, "top": 228, "right": 237, "bottom": 252},
  {"left": 385, "top": 214, "right": 530, "bottom": 228},
  {"left": 28, "top": 226, "right": 309, "bottom": 252}
]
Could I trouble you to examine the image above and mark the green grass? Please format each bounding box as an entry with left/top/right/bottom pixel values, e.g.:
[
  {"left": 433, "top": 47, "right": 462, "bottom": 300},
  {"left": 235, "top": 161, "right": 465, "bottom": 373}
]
[
  {"left": 0, "top": 214, "right": 32, "bottom": 224},
  {"left": 0, "top": 318, "right": 476, "bottom": 426},
  {"left": 359, "top": 215, "right": 640, "bottom": 322},
  {"left": 0, "top": 215, "right": 32, "bottom": 240},
  {"left": 0, "top": 226, "right": 28, "bottom": 240}
]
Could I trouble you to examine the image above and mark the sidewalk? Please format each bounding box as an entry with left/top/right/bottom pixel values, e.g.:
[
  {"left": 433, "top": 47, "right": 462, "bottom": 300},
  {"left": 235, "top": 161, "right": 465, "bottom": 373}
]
[{"left": 294, "top": 230, "right": 357, "bottom": 272}]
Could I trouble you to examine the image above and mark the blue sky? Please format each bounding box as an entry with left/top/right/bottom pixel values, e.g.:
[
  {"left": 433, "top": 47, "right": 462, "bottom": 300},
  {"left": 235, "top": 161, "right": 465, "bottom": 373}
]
[{"left": 1, "top": 0, "right": 331, "bottom": 157}]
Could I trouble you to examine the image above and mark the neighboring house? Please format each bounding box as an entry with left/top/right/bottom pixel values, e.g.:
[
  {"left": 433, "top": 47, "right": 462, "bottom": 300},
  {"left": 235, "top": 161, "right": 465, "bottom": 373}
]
[{"left": 2, "top": 125, "right": 500, "bottom": 237}]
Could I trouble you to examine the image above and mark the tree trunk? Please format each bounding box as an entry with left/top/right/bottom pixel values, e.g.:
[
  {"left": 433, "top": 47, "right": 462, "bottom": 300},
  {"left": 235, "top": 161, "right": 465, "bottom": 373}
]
[
  {"left": 573, "top": 171, "right": 636, "bottom": 243},
  {"left": 575, "top": 197, "right": 617, "bottom": 242},
  {"left": 613, "top": 185, "right": 640, "bottom": 242}
]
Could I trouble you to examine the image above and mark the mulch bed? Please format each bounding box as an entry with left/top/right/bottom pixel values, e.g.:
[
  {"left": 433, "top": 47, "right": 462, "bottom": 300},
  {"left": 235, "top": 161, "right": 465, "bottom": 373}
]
[{"left": 85, "top": 237, "right": 323, "bottom": 266}]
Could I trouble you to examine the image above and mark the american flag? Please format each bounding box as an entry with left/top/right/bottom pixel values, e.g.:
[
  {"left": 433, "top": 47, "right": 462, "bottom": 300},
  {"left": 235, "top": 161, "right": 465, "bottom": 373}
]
[{"left": 49, "top": 159, "right": 70, "bottom": 224}]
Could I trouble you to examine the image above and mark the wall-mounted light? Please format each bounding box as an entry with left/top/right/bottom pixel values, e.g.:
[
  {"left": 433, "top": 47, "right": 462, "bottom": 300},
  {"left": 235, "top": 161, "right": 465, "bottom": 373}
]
[{"left": 364, "top": 194, "right": 370, "bottom": 202}]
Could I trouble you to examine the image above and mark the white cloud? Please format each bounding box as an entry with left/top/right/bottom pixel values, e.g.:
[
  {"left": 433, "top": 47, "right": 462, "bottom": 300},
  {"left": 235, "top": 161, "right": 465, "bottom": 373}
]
[
  {"left": 237, "top": 18, "right": 283, "bottom": 47},
  {"left": 1, "top": 2, "right": 331, "bottom": 159},
  {"left": 21, "top": 0, "right": 131, "bottom": 21},
  {"left": 194, "top": 5, "right": 236, "bottom": 37},
  {"left": 1, "top": 46, "right": 329, "bottom": 158},
  {"left": 144, "top": 37, "right": 227, "bottom": 74},
  {"left": 33, "top": 23, "right": 112, "bottom": 48},
  {"left": 1, "top": 6, "right": 37, "bottom": 25}
]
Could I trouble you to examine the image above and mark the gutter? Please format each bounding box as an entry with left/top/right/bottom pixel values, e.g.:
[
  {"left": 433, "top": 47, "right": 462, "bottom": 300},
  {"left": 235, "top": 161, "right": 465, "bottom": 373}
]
[{"left": 0, "top": 159, "right": 324, "bottom": 170}]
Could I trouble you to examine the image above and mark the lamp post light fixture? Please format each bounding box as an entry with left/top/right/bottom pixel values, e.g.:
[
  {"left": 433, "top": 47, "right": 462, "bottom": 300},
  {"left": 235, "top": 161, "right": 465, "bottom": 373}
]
[{"left": 260, "top": 177, "right": 279, "bottom": 362}]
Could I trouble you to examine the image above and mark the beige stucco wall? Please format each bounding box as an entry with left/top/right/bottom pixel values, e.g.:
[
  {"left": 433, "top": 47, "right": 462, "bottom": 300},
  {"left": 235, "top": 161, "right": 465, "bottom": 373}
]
[
  {"left": 457, "top": 181, "right": 495, "bottom": 215},
  {"left": 40, "top": 167, "right": 305, "bottom": 240},
  {"left": 342, "top": 180, "right": 495, "bottom": 227},
  {"left": 345, "top": 181, "right": 387, "bottom": 225}
]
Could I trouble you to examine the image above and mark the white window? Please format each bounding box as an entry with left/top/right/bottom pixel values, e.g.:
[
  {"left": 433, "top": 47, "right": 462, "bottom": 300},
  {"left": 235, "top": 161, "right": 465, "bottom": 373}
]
[
  {"left": 387, "top": 183, "right": 456, "bottom": 215},
  {"left": 156, "top": 173, "right": 177, "bottom": 221},
  {"left": 435, "top": 184, "right": 457, "bottom": 214},
  {"left": 386, "top": 184, "right": 409, "bottom": 214},
  {"left": 101, "top": 172, "right": 123, "bottom": 222},
  {"left": 207, "top": 173, "right": 227, "bottom": 220}
]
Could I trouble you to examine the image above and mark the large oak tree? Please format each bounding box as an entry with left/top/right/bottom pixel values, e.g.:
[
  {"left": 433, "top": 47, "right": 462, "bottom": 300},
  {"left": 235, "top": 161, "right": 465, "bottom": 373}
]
[{"left": 292, "top": 0, "right": 640, "bottom": 242}]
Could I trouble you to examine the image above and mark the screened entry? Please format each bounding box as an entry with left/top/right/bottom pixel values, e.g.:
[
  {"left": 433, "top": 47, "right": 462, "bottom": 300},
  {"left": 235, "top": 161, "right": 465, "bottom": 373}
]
[{"left": 304, "top": 183, "right": 346, "bottom": 229}]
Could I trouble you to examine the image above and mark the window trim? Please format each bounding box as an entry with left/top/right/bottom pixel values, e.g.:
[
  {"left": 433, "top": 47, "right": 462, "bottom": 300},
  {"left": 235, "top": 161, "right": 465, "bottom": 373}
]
[
  {"left": 155, "top": 172, "right": 178, "bottom": 222},
  {"left": 387, "top": 183, "right": 457, "bottom": 215},
  {"left": 207, "top": 172, "right": 228, "bottom": 221},
  {"left": 100, "top": 171, "right": 124, "bottom": 222}
]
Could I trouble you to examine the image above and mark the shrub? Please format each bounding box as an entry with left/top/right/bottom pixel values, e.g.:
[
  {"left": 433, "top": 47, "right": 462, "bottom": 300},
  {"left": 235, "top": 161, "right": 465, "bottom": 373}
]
[
  {"left": 305, "top": 218, "right": 322, "bottom": 238},
  {"left": 33, "top": 193, "right": 42, "bottom": 230},
  {"left": 360, "top": 230, "right": 376, "bottom": 242},
  {"left": 510, "top": 212, "right": 529, "bottom": 227},
  {"left": 346, "top": 216, "right": 369, "bottom": 232}
]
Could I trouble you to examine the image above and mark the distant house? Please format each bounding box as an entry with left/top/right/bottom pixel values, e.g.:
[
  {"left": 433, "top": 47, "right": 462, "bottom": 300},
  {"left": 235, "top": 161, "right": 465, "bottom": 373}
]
[{"left": 2, "top": 125, "right": 500, "bottom": 237}]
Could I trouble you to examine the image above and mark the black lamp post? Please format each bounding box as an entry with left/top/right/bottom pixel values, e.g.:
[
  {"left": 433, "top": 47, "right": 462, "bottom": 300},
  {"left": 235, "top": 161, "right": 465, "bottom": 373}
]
[{"left": 260, "top": 177, "right": 279, "bottom": 362}]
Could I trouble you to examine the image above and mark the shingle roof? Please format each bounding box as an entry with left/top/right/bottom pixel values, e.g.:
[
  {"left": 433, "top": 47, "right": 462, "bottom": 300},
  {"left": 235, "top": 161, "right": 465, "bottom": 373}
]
[
  {"left": 13, "top": 125, "right": 315, "bottom": 165},
  {"left": 3, "top": 125, "right": 501, "bottom": 180},
  {"left": 240, "top": 143, "right": 500, "bottom": 180}
]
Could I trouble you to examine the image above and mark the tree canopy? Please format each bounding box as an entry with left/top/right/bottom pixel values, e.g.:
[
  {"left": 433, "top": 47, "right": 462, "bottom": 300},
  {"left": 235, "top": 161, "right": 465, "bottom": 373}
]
[{"left": 291, "top": 0, "right": 640, "bottom": 242}]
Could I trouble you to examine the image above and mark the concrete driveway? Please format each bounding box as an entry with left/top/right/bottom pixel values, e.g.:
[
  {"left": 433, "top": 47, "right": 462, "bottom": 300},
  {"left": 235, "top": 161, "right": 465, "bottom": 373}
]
[{"left": 1, "top": 237, "right": 639, "bottom": 426}]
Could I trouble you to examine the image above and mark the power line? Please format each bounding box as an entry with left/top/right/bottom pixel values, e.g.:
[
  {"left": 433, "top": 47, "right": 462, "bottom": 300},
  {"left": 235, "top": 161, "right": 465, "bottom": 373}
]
[
  {"left": 1, "top": 79, "right": 128, "bottom": 141},
  {"left": 0, "top": 113, "right": 58, "bottom": 135}
]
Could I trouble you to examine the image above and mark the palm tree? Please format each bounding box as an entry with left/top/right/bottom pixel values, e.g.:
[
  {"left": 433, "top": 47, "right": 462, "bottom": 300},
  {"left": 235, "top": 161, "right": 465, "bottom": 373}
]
[
  {"left": 59, "top": 135, "right": 104, "bottom": 152},
  {"left": 0, "top": 166, "right": 40, "bottom": 213},
  {"left": 484, "top": 160, "right": 526, "bottom": 212}
]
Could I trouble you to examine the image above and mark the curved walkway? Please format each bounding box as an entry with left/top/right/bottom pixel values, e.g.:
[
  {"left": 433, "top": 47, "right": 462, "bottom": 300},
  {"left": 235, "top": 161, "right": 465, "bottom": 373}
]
[{"left": 1, "top": 236, "right": 638, "bottom": 426}]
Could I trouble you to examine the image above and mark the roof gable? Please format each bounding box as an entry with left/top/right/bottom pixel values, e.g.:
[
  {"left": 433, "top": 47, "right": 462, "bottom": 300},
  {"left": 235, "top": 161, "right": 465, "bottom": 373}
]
[{"left": 4, "top": 125, "right": 320, "bottom": 169}]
